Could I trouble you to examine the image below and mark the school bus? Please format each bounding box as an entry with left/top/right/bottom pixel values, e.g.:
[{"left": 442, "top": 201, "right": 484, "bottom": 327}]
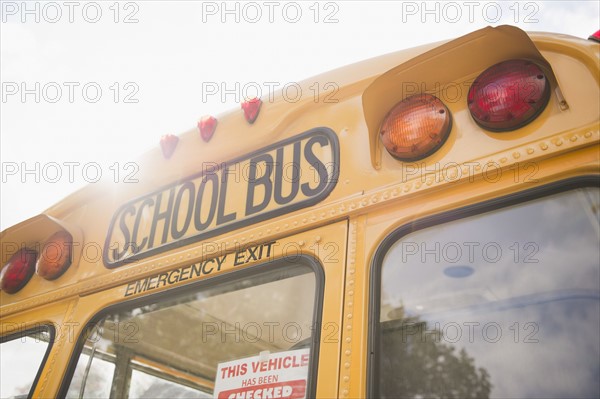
[{"left": 1, "top": 25, "right": 599, "bottom": 399}]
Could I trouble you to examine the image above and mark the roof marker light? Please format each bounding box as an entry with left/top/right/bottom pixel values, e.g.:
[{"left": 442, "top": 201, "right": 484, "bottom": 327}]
[
  {"left": 241, "top": 98, "right": 262, "bottom": 124},
  {"left": 1, "top": 248, "right": 37, "bottom": 294},
  {"left": 467, "top": 59, "right": 550, "bottom": 131},
  {"left": 36, "top": 231, "right": 73, "bottom": 280},
  {"left": 198, "top": 115, "right": 217, "bottom": 142},
  {"left": 380, "top": 93, "right": 452, "bottom": 161},
  {"left": 160, "top": 134, "right": 179, "bottom": 159}
]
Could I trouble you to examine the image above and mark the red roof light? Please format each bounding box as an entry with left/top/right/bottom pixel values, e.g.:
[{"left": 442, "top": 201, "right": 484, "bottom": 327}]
[
  {"left": 198, "top": 115, "right": 217, "bottom": 142},
  {"left": 241, "top": 98, "right": 262, "bottom": 124}
]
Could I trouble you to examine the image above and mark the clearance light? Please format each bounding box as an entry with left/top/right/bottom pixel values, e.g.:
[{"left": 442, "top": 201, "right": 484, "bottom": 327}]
[
  {"left": 36, "top": 231, "right": 73, "bottom": 280},
  {"left": 160, "top": 134, "right": 179, "bottom": 159},
  {"left": 198, "top": 115, "right": 217, "bottom": 142},
  {"left": 380, "top": 93, "right": 452, "bottom": 161},
  {"left": 1, "top": 248, "right": 37, "bottom": 294},
  {"left": 241, "top": 98, "right": 262, "bottom": 124},
  {"left": 590, "top": 30, "right": 600, "bottom": 42},
  {"left": 467, "top": 59, "right": 550, "bottom": 131}
]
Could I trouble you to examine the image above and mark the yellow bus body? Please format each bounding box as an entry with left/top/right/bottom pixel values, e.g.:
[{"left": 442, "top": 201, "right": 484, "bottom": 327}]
[{"left": 1, "top": 25, "right": 599, "bottom": 398}]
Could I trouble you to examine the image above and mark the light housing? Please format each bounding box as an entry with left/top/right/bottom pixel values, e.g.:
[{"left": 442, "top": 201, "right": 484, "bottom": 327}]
[
  {"left": 1, "top": 248, "right": 37, "bottom": 294},
  {"left": 36, "top": 231, "right": 73, "bottom": 280},
  {"left": 467, "top": 59, "right": 550, "bottom": 131},
  {"left": 379, "top": 93, "right": 452, "bottom": 161}
]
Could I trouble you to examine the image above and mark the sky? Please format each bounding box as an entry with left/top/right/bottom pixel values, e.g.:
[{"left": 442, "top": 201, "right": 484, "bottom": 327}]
[{"left": 1, "top": 0, "right": 599, "bottom": 230}]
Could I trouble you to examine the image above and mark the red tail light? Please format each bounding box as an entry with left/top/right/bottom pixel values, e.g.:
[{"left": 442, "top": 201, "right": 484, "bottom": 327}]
[
  {"left": 1, "top": 248, "right": 37, "bottom": 294},
  {"left": 36, "top": 231, "right": 73, "bottom": 280},
  {"left": 380, "top": 93, "right": 452, "bottom": 161},
  {"left": 589, "top": 30, "right": 600, "bottom": 42},
  {"left": 467, "top": 59, "right": 550, "bottom": 131}
]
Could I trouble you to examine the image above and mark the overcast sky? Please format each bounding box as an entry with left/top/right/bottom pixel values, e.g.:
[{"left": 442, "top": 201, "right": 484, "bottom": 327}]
[{"left": 1, "top": 0, "right": 599, "bottom": 230}]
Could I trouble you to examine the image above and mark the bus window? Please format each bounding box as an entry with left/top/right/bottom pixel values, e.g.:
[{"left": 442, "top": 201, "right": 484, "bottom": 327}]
[
  {"left": 0, "top": 326, "right": 53, "bottom": 399},
  {"left": 373, "top": 187, "right": 600, "bottom": 398},
  {"left": 64, "top": 262, "right": 318, "bottom": 398}
]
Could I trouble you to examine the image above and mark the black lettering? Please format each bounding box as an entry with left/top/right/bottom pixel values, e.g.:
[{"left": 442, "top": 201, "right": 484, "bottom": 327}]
[
  {"left": 246, "top": 245, "right": 259, "bottom": 262},
  {"left": 194, "top": 174, "right": 218, "bottom": 231},
  {"left": 131, "top": 198, "right": 153, "bottom": 254},
  {"left": 216, "top": 168, "right": 237, "bottom": 225},
  {"left": 264, "top": 241, "right": 276, "bottom": 258},
  {"left": 171, "top": 182, "right": 195, "bottom": 240},
  {"left": 215, "top": 255, "right": 227, "bottom": 271},
  {"left": 114, "top": 205, "right": 135, "bottom": 261},
  {"left": 124, "top": 282, "right": 135, "bottom": 297},
  {"left": 202, "top": 259, "right": 214, "bottom": 274},
  {"left": 135, "top": 278, "right": 149, "bottom": 294},
  {"left": 167, "top": 269, "right": 180, "bottom": 284},
  {"left": 157, "top": 272, "right": 168, "bottom": 288},
  {"left": 234, "top": 251, "right": 245, "bottom": 266},
  {"left": 148, "top": 188, "right": 175, "bottom": 248},
  {"left": 147, "top": 276, "right": 158, "bottom": 290},
  {"left": 245, "top": 154, "right": 273, "bottom": 216},
  {"left": 179, "top": 266, "right": 191, "bottom": 281},
  {"left": 274, "top": 142, "right": 300, "bottom": 205},
  {"left": 191, "top": 262, "right": 203, "bottom": 278},
  {"left": 302, "top": 135, "right": 330, "bottom": 197}
]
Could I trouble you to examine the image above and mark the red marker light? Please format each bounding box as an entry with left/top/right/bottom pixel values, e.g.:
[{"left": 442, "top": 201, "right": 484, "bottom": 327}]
[
  {"left": 241, "top": 98, "right": 262, "bottom": 124},
  {"left": 380, "top": 93, "right": 452, "bottom": 161},
  {"left": 36, "top": 231, "right": 73, "bottom": 280},
  {"left": 468, "top": 59, "right": 550, "bottom": 131},
  {"left": 160, "top": 134, "right": 179, "bottom": 159},
  {"left": 589, "top": 30, "right": 600, "bottom": 42},
  {"left": 198, "top": 115, "right": 217, "bottom": 142},
  {"left": 1, "top": 248, "right": 37, "bottom": 294}
]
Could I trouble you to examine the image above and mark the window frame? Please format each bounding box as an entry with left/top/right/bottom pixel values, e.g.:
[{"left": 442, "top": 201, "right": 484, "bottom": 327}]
[
  {"left": 367, "top": 176, "right": 600, "bottom": 398},
  {"left": 58, "top": 254, "right": 325, "bottom": 398},
  {"left": 0, "top": 324, "right": 56, "bottom": 399}
]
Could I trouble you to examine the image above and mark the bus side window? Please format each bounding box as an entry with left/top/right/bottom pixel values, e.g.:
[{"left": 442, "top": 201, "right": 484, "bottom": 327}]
[
  {"left": 63, "top": 262, "right": 319, "bottom": 398},
  {"left": 0, "top": 326, "right": 53, "bottom": 399},
  {"left": 373, "top": 187, "right": 600, "bottom": 398}
]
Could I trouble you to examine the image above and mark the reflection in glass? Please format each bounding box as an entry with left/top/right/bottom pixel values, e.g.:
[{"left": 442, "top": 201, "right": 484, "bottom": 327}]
[
  {"left": 378, "top": 188, "right": 600, "bottom": 398},
  {"left": 66, "top": 264, "right": 316, "bottom": 398}
]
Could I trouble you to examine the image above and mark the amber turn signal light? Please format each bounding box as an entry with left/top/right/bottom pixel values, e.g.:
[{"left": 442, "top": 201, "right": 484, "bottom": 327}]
[{"left": 380, "top": 93, "right": 452, "bottom": 161}]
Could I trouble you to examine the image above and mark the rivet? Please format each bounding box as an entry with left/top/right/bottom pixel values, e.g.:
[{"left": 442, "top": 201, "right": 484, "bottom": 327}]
[
  {"left": 298, "top": 240, "right": 305, "bottom": 246},
  {"left": 556, "top": 139, "right": 563, "bottom": 146},
  {"left": 343, "top": 389, "right": 349, "bottom": 396},
  {"left": 343, "top": 376, "right": 350, "bottom": 382},
  {"left": 584, "top": 131, "right": 593, "bottom": 138},
  {"left": 500, "top": 157, "right": 507, "bottom": 163},
  {"left": 540, "top": 143, "right": 548, "bottom": 150},
  {"left": 344, "top": 362, "right": 350, "bottom": 369},
  {"left": 512, "top": 152, "right": 520, "bottom": 159},
  {"left": 526, "top": 148, "right": 534, "bottom": 155},
  {"left": 347, "top": 314, "right": 353, "bottom": 319},
  {"left": 415, "top": 182, "right": 422, "bottom": 189},
  {"left": 348, "top": 301, "right": 353, "bottom": 307},
  {"left": 345, "top": 350, "right": 351, "bottom": 356},
  {"left": 345, "top": 179, "right": 350, "bottom": 184},
  {"left": 348, "top": 290, "right": 354, "bottom": 296},
  {"left": 570, "top": 135, "right": 577, "bottom": 142},
  {"left": 345, "top": 337, "right": 352, "bottom": 343}
]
